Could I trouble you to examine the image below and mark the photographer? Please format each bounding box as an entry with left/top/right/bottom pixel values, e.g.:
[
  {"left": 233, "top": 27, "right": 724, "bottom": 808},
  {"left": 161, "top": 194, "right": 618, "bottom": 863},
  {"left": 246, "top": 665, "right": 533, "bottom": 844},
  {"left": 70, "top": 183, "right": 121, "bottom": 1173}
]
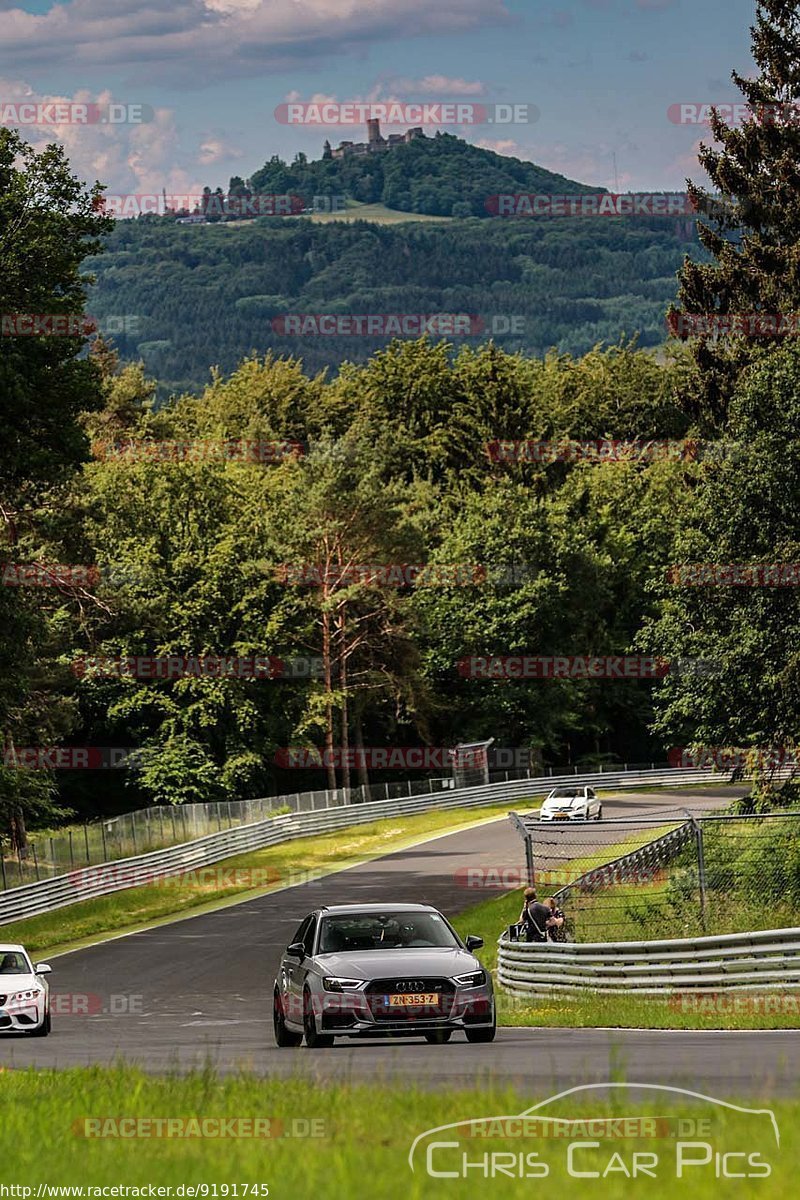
[{"left": 519, "top": 886, "right": 551, "bottom": 943}]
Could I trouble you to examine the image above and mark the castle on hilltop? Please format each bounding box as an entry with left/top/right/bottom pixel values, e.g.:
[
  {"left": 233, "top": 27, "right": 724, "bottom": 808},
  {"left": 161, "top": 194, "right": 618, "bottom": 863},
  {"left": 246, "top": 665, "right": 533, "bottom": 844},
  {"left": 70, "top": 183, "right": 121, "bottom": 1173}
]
[{"left": 324, "top": 119, "right": 425, "bottom": 160}]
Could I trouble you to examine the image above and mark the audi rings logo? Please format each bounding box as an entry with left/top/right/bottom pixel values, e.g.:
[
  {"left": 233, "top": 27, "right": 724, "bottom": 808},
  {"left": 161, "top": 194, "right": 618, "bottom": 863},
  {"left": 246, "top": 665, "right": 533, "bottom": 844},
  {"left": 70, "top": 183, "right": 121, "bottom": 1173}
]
[{"left": 396, "top": 980, "right": 426, "bottom": 992}]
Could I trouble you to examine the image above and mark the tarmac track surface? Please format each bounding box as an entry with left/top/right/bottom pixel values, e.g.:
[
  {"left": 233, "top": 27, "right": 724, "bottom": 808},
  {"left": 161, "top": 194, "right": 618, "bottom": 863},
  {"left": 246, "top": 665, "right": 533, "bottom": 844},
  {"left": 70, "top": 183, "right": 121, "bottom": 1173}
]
[{"left": 2, "top": 785, "right": 798, "bottom": 1097}]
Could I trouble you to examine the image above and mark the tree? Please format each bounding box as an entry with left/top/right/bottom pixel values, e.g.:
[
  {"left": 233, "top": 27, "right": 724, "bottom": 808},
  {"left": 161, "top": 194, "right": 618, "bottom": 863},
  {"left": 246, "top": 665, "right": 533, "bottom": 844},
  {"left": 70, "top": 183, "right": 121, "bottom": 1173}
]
[
  {"left": 669, "top": 0, "right": 800, "bottom": 430},
  {"left": 0, "top": 130, "right": 111, "bottom": 849},
  {"left": 642, "top": 342, "right": 800, "bottom": 792},
  {"left": 255, "top": 438, "right": 426, "bottom": 791}
]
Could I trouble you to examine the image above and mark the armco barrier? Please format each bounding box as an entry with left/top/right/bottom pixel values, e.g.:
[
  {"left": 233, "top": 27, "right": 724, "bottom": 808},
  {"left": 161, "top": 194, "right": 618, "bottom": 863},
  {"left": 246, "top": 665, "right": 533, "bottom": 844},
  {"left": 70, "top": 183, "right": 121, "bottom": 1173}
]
[
  {"left": 497, "top": 926, "right": 800, "bottom": 995},
  {"left": 0, "top": 765, "right": 728, "bottom": 925}
]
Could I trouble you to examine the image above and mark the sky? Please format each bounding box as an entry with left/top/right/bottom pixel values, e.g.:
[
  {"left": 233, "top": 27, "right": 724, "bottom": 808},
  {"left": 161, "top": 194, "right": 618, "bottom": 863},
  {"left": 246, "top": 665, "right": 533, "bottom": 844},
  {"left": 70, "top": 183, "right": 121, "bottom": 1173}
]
[{"left": 0, "top": 0, "right": 764, "bottom": 199}]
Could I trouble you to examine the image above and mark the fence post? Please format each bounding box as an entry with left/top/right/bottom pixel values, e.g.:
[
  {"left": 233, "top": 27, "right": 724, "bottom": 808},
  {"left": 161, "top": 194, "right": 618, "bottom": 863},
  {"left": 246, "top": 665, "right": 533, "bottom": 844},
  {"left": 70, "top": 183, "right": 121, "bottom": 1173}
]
[
  {"left": 525, "top": 831, "right": 535, "bottom": 887},
  {"left": 84, "top": 824, "right": 91, "bottom": 863},
  {"left": 695, "top": 819, "right": 707, "bottom": 929},
  {"left": 0, "top": 845, "right": 6, "bottom": 890},
  {"left": 683, "top": 810, "right": 707, "bottom": 930},
  {"left": 32, "top": 843, "right": 40, "bottom": 881},
  {"left": 68, "top": 830, "right": 75, "bottom": 868}
]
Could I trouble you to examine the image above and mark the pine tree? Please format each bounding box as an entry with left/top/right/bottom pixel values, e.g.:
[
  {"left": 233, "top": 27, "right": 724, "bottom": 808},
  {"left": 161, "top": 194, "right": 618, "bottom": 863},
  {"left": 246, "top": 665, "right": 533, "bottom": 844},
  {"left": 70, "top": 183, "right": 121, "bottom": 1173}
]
[{"left": 669, "top": 0, "right": 800, "bottom": 430}]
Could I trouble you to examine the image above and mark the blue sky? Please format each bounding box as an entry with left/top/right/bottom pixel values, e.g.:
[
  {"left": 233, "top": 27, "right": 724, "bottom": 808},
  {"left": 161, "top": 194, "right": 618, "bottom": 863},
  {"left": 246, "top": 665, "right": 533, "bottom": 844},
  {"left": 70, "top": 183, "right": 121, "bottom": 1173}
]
[{"left": 0, "top": 0, "right": 762, "bottom": 197}]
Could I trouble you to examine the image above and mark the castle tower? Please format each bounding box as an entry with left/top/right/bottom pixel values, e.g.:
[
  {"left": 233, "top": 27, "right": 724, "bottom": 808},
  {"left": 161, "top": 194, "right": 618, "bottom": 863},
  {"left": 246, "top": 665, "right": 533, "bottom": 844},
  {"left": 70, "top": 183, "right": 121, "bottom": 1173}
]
[
  {"left": 322, "top": 139, "right": 332, "bottom": 160},
  {"left": 366, "top": 118, "right": 384, "bottom": 146}
]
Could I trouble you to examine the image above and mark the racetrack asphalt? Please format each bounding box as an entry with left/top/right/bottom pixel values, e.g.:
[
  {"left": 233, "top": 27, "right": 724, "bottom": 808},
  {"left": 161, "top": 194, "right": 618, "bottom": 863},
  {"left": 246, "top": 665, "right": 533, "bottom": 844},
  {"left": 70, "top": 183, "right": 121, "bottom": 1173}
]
[{"left": 3, "top": 784, "right": 798, "bottom": 1097}]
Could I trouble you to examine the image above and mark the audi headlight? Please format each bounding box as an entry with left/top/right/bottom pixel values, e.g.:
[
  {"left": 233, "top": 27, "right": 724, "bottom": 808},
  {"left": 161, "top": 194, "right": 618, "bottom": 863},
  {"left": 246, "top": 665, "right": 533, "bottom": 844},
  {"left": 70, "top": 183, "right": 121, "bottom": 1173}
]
[
  {"left": 10, "top": 989, "right": 42, "bottom": 1003},
  {"left": 454, "top": 970, "right": 486, "bottom": 988},
  {"left": 322, "top": 977, "right": 363, "bottom": 992}
]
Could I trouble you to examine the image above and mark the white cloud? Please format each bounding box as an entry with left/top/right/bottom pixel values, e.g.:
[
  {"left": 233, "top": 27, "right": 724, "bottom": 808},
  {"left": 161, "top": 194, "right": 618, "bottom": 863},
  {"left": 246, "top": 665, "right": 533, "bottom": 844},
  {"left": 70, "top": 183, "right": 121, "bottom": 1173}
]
[
  {"left": 0, "top": 78, "right": 229, "bottom": 195},
  {"left": 198, "top": 136, "right": 242, "bottom": 165},
  {"left": 383, "top": 75, "right": 488, "bottom": 97},
  {"left": 475, "top": 137, "right": 520, "bottom": 155},
  {"left": 0, "top": 0, "right": 511, "bottom": 83}
]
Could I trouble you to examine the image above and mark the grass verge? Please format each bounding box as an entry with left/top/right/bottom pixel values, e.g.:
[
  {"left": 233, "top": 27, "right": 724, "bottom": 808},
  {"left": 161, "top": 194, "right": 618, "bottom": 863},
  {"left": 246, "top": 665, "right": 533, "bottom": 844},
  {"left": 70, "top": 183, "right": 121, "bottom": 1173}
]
[{"left": 0, "top": 1067, "right": 792, "bottom": 1197}]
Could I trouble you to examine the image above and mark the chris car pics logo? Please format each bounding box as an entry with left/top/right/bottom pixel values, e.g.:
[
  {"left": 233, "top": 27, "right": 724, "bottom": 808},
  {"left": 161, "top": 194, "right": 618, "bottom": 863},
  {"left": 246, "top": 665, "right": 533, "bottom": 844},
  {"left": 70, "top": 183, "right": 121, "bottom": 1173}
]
[{"left": 408, "top": 1083, "right": 779, "bottom": 1181}]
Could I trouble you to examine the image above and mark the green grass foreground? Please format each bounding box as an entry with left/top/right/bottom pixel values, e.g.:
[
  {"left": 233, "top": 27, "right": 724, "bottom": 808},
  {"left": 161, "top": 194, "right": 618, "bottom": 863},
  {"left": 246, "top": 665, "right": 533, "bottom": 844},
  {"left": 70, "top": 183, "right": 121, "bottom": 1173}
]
[
  {"left": 0, "top": 1067, "right": 793, "bottom": 1198},
  {"left": 0, "top": 801, "right": 519, "bottom": 956}
]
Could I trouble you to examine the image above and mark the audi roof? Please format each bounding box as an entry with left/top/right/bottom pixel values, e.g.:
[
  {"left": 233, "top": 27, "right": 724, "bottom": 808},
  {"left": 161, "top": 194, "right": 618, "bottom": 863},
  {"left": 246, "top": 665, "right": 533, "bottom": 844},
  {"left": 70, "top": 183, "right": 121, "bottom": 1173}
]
[{"left": 316, "top": 903, "right": 437, "bottom": 914}]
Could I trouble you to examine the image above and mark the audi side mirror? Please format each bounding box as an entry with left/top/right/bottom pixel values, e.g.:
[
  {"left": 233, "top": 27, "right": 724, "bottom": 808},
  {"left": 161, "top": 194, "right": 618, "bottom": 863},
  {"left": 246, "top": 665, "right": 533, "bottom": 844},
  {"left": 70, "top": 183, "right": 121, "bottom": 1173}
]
[
  {"left": 465, "top": 935, "right": 484, "bottom": 951},
  {"left": 287, "top": 942, "right": 306, "bottom": 959}
]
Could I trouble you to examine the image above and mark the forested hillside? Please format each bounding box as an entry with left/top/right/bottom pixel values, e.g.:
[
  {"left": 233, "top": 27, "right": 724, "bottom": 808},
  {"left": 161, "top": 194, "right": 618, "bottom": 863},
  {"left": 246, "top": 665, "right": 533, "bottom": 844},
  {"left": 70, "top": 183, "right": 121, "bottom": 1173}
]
[
  {"left": 245, "top": 131, "right": 599, "bottom": 217},
  {"left": 87, "top": 213, "right": 704, "bottom": 398}
]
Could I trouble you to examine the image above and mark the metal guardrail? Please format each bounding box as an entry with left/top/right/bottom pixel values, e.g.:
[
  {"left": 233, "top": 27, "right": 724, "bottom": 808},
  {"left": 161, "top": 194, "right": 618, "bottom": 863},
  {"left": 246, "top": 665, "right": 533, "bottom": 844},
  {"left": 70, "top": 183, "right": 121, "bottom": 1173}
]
[
  {"left": 497, "top": 926, "right": 800, "bottom": 995},
  {"left": 0, "top": 764, "right": 730, "bottom": 926}
]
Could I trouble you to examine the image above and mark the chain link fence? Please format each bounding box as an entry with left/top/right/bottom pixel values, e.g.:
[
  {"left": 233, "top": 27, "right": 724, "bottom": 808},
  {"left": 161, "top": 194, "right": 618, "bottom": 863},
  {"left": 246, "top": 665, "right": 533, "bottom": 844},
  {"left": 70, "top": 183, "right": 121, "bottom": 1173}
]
[
  {"left": 0, "top": 779, "right": 453, "bottom": 889},
  {"left": 519, "top": 811, "right": 800, "bottom": 942},
  {"left": 0, "top": 758, "right": 671, "bottom": 891}
]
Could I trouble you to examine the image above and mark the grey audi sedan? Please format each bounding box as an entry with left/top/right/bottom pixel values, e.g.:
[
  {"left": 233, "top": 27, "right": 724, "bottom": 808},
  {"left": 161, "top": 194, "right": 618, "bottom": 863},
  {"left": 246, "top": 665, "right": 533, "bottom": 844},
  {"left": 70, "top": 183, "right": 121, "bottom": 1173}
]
[{"left": 273, "top": 903, "right": 496, "bottom": 1048}]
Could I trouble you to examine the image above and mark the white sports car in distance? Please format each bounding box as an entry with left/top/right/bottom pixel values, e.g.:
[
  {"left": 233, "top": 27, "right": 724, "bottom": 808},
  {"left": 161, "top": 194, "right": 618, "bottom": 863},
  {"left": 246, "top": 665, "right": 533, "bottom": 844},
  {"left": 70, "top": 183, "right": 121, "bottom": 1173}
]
[
  {"left": 539, "top": 786, "right": 602, "bottom": 821},
  {"left": 0, "top": 944, "right": 52, "bottom": 1036}
]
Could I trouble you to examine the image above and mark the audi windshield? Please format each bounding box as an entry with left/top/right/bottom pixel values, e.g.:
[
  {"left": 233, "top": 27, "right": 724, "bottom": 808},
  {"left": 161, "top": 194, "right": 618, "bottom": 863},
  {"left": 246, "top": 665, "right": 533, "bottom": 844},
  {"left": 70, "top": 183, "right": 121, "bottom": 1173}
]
[{"left": 318, "top": 913, "right": 460, "bottom": 953}]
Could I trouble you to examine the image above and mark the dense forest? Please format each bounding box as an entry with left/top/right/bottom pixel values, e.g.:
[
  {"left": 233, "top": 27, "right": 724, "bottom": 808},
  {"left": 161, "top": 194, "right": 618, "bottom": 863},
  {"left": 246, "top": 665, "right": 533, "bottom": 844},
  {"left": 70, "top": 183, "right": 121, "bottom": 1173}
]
[
  {"left": 87, "top": 212, "right": 704, "bottom": 398},
  {"left": 3, "top": 0, "right": 800, "bottom": 847}
]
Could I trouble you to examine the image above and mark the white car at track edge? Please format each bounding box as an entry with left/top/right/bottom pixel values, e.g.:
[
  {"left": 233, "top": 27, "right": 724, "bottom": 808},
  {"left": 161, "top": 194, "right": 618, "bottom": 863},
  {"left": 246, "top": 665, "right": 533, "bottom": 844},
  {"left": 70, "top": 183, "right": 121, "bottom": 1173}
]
[
  {"left": 0, "top": 944, "right": 53, "bottom": 1036},
  {"left": 539, "top": 785, "right": 603, "bottom": 821}
]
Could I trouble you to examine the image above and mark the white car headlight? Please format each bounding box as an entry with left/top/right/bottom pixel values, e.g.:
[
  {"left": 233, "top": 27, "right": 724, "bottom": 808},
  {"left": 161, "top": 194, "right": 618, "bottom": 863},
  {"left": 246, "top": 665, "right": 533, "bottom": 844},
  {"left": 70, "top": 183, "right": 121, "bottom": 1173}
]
[
  {"left": 454, "top": 970, "right": 487, "bottom": 987},
  {"left": 10, "top": 989, "right": 42, "bottom": 1003},
  {"left": 322, "top": 977, "right": 363, "bottom": 992}
]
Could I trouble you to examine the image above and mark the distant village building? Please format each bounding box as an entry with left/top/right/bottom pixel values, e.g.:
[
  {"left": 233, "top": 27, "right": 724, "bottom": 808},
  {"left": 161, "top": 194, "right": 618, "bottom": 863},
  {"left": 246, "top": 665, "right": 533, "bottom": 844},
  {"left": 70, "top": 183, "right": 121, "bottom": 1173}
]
[{"left": 329, "top": 119, "right": 424, "bottom": 159}]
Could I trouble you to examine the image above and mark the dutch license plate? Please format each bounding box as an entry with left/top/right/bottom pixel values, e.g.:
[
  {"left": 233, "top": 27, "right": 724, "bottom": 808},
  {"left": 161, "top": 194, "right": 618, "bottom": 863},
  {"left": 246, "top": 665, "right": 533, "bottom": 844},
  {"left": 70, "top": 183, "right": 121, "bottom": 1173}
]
[{"left": 386, "top": 993, "right": 439, "bottom": 1006}]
